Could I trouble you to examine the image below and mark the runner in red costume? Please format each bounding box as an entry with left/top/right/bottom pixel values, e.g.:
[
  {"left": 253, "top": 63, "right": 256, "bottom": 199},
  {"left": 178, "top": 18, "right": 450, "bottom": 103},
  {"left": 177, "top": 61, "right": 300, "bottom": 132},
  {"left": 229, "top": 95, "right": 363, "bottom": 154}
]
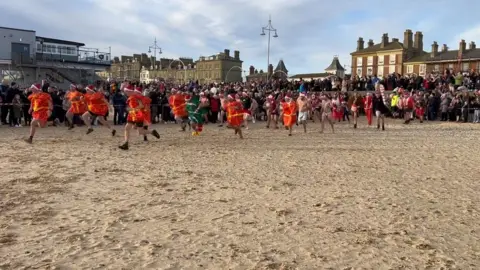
[
  {"left": 225, "top": 94, "right": 244, "bottom": 139},
  {"left": 118, "top": 85, "right": 160, "bottom": 150},
  {"left": 364, "top": 93, "right": 373, "bottom": 126},
  {"left": 24, "top": 83, "right": 53, "bottom": 144},
  {"left": 82, "top": 85, "right": 116, "bottom": 136}
]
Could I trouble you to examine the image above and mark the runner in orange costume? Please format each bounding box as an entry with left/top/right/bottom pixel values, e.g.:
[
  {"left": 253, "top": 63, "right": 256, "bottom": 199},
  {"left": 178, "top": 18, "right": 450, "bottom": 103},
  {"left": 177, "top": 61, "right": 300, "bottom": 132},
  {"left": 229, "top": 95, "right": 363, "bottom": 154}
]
[
  {"left": 66, "top": 84, "right": 87, "bottom": 130},
  {"left": 82, "top": 85, "right": 116, "bottom": 136},
  {"left": 25, "top": 83, "right": 53, "bottom": 144},
  {"left": 137, "top": 86, "right": 154, "bottom": 141},
  {"left": 118, "top": 85, "right": 160, "bottom": 150},
  {"left": 169, "top": 88, "right": 188, "bottom": 131},
  {"left": 282, "top": 94, "right": 297, "bottom": 136},
  {"left": 224, "top": 94, "right": 244, "bottom": 139}
]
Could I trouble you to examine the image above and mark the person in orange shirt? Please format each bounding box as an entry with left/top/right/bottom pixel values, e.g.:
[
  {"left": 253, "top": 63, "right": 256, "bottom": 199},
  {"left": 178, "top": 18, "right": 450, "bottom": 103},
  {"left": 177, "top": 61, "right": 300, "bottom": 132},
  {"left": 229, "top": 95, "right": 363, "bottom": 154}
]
[
  {"left": 66, "top": 84, "right": 87, "bottom": 130},
  {"left": 118, "top": 85, "right": 160, "bottom": 150},
  {"left": 282, "top": 94, "right": 297, "bottom": 136},
  {"left": 224, "top": 94, "right": 244, "bottom": 139},
  {"left": 137, "top": 86, "right": 154, "bottom": 141},
  {"left": 82, "top": 85, "right": 116, "bottom": 136},
  {"left": 169, "top": 88, "right": 188, "bottom": 131},
  {"left": 25, "top": 83, "right": 53, "bottom": 144}
]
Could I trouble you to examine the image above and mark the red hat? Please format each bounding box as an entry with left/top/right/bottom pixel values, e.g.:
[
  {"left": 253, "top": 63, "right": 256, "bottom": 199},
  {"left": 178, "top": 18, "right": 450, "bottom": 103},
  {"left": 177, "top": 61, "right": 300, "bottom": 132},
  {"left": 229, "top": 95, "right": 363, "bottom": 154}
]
[
  {"left": 227, "top": 94, "right": 235, "bottom": 100},
  {"left": 85, "top": 85, "right": 96, "bottom": 92},
  {"left": 124, "top": 84, "right": 134, "bottom": 92},
  {"left": 30, "top": 83, "right": 41, "bottom": 92},
  {"left": 70, "top": 83, "right": 76, "bottom": 89}
]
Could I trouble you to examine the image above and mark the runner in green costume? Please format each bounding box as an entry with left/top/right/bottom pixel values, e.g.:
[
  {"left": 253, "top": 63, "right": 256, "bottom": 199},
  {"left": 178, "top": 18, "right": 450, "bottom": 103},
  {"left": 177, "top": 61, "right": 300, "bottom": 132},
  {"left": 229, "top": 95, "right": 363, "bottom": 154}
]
[{"left": 186, "top": 93, "right": 207, "bottom": 136}]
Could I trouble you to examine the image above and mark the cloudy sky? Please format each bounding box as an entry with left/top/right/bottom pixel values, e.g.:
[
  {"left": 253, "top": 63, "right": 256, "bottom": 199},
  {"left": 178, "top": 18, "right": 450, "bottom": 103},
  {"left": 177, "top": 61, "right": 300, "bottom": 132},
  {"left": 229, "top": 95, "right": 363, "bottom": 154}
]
[{"left": 1, "top": 0, "right": 479, "bottom": 75}]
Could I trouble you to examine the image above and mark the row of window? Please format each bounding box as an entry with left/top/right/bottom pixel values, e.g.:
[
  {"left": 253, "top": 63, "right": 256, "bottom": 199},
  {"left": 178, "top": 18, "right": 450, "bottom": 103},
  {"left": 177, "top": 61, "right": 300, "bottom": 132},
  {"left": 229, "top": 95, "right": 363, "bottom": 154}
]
[
  {"left": 356, "top": 65, "right": 400, "bottom": 77},
  {"left": 357, "top": 55, "right": 397, "bottom": 66},
  {"left": 36, "top": 43, "right": 77, "bottom": 55}
]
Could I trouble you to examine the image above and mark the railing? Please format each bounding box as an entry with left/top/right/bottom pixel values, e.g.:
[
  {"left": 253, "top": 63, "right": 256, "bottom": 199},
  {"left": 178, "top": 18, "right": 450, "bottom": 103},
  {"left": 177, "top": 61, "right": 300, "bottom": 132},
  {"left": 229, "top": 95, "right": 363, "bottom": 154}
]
[
  {"left": 9, "top": 52, "right": 111, "bottom": 66},
  {"left": 11, "top": 53, "right": 36, "bottom": 65}
]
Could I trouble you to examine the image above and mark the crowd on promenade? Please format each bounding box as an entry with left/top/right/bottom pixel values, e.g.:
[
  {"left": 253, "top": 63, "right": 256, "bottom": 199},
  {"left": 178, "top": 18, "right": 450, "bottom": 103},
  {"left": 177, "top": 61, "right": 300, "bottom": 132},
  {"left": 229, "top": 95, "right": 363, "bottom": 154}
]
[{"left": 1, "top": 67, "right": 480, "bottom": 128}]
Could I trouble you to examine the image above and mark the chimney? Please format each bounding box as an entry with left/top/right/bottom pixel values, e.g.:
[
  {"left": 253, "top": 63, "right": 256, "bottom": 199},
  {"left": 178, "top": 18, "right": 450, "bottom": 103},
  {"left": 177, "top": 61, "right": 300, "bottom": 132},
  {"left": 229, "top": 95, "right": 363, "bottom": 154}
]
[
  {"left": 392, "top": 38, "right": 399, "bottom": 42},
  {"left": 357, "top": 37, "right": 364, "bottom": 51},
  {"left": 381, "top": 33, "right": 389, "bottom": 48},
  {"left": 367, "top": 39, "right": 374, "bottom": 48},
  {"left": 249, "top": 65, "right": 254, "bottom": 75},
  {"left": 268, "top": 64, "right": 273, "bottom": 75},
  {"left": 469, "top": 41, "right": 476, "bottom": 50},
  {"left": 414, "top": 31, "right": 423, "bottom": 52},
  {"left": 224, "top": 49, "right": 230, "bottom": 57},
  {"left": 442, "top": 44, "right": 448, "bottom": 52},
  {"left": 234, "top": 50, "right": 240, "bottom": 60},
  {"left": 431, "top": 41, "right": 438, "bottom": 58},
  {"left": 403, "top": 29, "right": 413, "bottom": 49},
  {"left": 459, "top": 39, "right": 466, "bottom": 55}
]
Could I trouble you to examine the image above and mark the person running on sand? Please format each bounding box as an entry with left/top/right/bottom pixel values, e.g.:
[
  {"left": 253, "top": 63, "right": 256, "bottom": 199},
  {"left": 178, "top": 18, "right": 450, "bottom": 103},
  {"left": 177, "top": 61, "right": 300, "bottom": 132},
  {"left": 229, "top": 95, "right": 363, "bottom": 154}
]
[
  {"left": 118, "top": 85, "right": 160, "bottom": 150},
  {"left": 24, "top": 83, "right": 53, "bottom": 144},
  {"left": 82, "top": 85, "right": 116, "bottom": 136}
]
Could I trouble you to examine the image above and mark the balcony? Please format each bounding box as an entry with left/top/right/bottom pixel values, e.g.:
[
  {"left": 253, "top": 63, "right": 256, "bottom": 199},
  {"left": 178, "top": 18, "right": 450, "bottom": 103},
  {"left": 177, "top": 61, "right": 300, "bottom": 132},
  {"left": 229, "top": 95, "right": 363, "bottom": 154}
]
[{"left": 78, "top": 50, "right": 111, "bottom": 66}]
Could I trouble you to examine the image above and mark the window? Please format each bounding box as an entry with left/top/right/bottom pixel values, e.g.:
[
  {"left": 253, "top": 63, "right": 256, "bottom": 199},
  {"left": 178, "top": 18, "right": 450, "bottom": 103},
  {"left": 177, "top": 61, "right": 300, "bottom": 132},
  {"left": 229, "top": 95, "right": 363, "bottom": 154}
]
[
  {"left": 356, "top": 68, "right": 362, "bottom": 76},
  {"left": 419, "top": 64, "right": 426, "bottom": 76},
  {"left": 367, "top": 56, "right": 373, "bottom": 65},
  {"left": 356, "top": 57, "right": 363, "bottom": 66},
  {"left": 389, "top": 65, "right": 395, "bottom": 74},
  {"left": 407, "top": 65, "right": 414, "bottom": 73},
  {"left": 378, "top": 55, "right": 384, "bottom": 65},
  {"left": 367, "top": 68, "right": 373, "bottom": 75},
  {"left": 60, "top": 46, "right": 67, "bottom": 54},
  {"left": 389, "top": 54, "right": 396, "bottom": 64},
  {"left": 378, "top": 66, "right": 384, "bottom": 76},
  {"left": 448, "top": 63, "right": 454, "bottom": 69},
  {"left": 50, "top": 45, "right": 57, "bottom": 54},
  {"left": 462, "top": 62, "right": 469, "bottom": 71},
  {"left": 36, "top": 43, "right": 42, "bottom": 52},
  {"left": 67, "top": 47, "right": 74, "bottom": 55},
  {"left": 477, "top": 62, "right": 480, "bottom": 71},
  {"left": 434, "top": 64, "right": 440, "bottom": 72}
]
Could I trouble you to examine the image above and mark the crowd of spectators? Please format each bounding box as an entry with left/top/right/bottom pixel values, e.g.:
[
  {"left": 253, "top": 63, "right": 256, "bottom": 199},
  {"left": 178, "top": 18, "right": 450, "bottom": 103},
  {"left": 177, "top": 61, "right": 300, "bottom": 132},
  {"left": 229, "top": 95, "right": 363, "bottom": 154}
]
[{"left": 1, "top": 67, "right": 480, "bottom": 128}]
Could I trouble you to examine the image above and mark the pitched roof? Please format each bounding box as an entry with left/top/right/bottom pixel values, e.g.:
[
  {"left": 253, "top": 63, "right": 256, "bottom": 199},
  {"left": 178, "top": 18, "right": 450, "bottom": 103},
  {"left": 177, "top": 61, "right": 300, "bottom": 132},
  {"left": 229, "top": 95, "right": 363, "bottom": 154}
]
[
  {"left": 275, "top": 59, "right": 288, "bottom": 73},
  {"left": 405, "top": 48, "right": 480, "bottom": 63},
  {"left": 325, "top": 56, "right": 345, "bottom": 71},
  {"left": 289, "top": 73, "right": 330, "bottom": 79},
  {"left": 351, "top": 40, "right": 404, "bottom": 55}
]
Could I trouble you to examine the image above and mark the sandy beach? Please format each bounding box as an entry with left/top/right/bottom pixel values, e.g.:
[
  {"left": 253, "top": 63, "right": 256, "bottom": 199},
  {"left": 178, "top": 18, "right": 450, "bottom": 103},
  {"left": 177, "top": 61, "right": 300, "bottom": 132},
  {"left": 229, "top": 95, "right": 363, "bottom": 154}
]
[{"left": 1, "top": 119, "right": 480, "bottom": 269}]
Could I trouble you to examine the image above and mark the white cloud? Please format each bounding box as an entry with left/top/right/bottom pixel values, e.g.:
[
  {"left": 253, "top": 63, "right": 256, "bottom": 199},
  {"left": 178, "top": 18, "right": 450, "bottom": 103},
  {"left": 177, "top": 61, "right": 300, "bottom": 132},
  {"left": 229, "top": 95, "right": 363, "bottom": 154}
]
[{"left": 1, "top": 0, "right": 480, "bottom": 75}]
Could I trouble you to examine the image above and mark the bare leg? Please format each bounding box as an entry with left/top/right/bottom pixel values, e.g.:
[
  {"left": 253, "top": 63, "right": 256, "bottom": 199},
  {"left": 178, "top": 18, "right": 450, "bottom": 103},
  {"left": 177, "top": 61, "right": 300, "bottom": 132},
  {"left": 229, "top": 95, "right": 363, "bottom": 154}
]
[
  {"left": 288, "top": 125, "right": 292, "bottom": 136},
  {"left": 353, "top": 111, "right": 358, "bottom": 128},
  {"left": 25, "top": 119, "right": 40, "bottom": 143},
  {"left": 66, "top": 111, "right": 75, "bottom": 129},
  {"left": 119, "top": 123, "right": 133, "bottom": 150}
]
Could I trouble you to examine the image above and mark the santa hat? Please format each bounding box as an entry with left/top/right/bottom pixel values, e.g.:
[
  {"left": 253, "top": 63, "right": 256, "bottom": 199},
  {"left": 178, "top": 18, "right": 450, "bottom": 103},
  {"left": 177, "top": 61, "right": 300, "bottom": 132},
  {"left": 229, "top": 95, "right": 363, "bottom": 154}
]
[
  {"left": 285, "top": 94, "right": 292, "bottom": 99},
  {"left": 299, "top": 93, "right": 306, "bottom": 97},
  {"left": 85, "top": 85, "right": 96, "bottom": 92},
  {"left": 199, "top": 92, "right": 205, "bottom": 96},
  {"left": 124, "top": 84, "right": 134, "bottom": 92},
  {"left": 267, "top": 95, "right": 274, "bottom": 99},
  {"left": 227, "top": 94, "right": 235, "bottom": 100},
  {"left": 30, "top": 83, "right": 42, "bottom": 92},
  {"left": 70, "top": 83, "right": 76, "bottom": 89},
  {"left": 134, "top": 86, "right": 142, "bottom": 93}
]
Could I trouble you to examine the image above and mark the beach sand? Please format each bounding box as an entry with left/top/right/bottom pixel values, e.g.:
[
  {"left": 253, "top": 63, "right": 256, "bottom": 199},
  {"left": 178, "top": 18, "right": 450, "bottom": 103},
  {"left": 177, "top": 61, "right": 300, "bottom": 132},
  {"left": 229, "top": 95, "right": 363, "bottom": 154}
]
[{"left": 1, "top": 119, "right": 480, "bottom": 269}]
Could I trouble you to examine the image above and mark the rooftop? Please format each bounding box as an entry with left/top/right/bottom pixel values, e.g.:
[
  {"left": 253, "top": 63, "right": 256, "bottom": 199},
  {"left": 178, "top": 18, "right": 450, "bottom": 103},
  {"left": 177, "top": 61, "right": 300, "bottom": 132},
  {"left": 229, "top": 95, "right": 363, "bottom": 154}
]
[
  {"left": 351, "top": 40, "right": 404, "bottom": 55},
  {"left": 325, "top": 56, "right": 345, "bottom": 71},
  {"left": 0, "top": 26, "right": 35, "bottom": 33},
  {"left": 36, "top": 36, "right": 85, "bottom": 47}
]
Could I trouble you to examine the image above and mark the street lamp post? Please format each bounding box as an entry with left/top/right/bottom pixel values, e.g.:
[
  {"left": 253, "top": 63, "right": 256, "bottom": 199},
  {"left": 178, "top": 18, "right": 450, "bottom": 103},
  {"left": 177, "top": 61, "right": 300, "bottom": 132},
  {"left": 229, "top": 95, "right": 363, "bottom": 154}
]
[
  {"left": 148, "top": 37, "right": 162, "bottom": 61},
  {"left": 261, "top": 15, "right": 278, "bottom": 81}
]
